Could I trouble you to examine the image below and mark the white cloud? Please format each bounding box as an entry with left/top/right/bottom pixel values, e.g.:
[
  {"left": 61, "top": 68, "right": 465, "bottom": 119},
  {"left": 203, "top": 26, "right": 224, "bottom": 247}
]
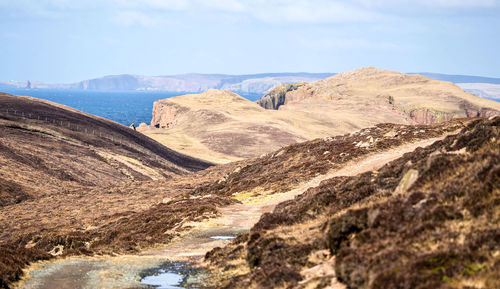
[
  {"left": 102, "top": 0, "right": 383, "bottom": 26},
  {"left": 423, "top": 0, "right": 497, "bottom": 7},
  {"left": 202, "top": 0, "right": 246, "bottom": 12},
  {"left": 355, "top": 0, "right": 498, "bottom": 9},
  {"left": 247, "top": 0, "right": 380, "bottom": 23},
  {"left": 2, "top": 0, "right": 499, "bottom": 26},
  {"left": 299, "top": 36, "right": 401, "bottom": 51},
  {"left": 111, "top": 0, "right": 191, "bottom": 11},
  {"left": 111, "top": 10, "right": 164, "bottom": 27}
]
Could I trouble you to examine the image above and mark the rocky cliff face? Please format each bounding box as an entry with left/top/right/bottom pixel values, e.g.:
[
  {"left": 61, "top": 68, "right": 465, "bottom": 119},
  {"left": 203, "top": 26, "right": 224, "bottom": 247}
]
[
  {"left": 406, "top": 103, "right": 500, "bottom": 124},
  {"left": 151, "top": 101, "right": 189, "bottom": 128},
  {"left": 150, "top": 90, "right": 244, "bottom": 129},
  {"left": 256, "top": 83, "right": 306, "bottom": 109},
  {"left": 258, "top": 68, "right": 500, "bottom": 124}
]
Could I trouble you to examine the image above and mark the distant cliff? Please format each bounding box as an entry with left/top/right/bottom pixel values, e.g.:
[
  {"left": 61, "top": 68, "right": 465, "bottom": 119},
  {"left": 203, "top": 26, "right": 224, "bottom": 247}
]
[
  {"left": 30, "top": 73, "right": 331, "bottom": 94},
  {"left": 2, "top": 72, "right": 500, "bottom": 97},
  {"left": 0, "top": 73, "right": 332, "bottom": 95}
]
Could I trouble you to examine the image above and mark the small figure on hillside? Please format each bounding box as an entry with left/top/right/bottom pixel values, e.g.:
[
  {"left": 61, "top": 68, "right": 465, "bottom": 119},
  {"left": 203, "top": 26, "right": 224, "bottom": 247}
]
[{"left": 129, "top": 123, "right": 136, "bottom": 130}]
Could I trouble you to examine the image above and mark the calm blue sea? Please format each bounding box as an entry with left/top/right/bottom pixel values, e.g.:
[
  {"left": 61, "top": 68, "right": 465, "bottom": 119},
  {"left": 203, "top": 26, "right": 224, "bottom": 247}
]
[{"left": 1, "top": 89, "right": 261, "bottom": 126}]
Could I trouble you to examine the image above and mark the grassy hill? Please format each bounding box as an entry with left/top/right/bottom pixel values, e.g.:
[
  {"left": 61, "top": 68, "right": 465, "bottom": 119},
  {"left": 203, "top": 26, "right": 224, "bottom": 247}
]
[{"left": 144, "top": 68, "right": 500, "bottom": 164}]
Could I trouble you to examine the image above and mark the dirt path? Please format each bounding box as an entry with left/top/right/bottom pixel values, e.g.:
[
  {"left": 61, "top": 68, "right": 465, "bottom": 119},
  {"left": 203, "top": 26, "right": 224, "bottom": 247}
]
[
  {"left": 17, "top": 137, "right": 444, "bottom": 289},
  {"left": 142, "top": 136, "right": 444, "bottom": 261}
]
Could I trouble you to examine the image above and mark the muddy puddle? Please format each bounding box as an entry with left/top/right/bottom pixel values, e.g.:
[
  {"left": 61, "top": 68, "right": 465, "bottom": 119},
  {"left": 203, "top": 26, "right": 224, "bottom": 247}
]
[
  {"left": 140, "top": 262, "right": 205, "bottom": 289},
  {"left": 18, "top": 257, "right": 207, "bottom": 289},
  {"left": 209, "top": 235, "right": 236, "bottom": 240}
]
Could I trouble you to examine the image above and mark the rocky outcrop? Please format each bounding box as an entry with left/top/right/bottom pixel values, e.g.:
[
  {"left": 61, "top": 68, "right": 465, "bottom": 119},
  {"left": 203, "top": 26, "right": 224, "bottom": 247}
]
[
  {"left": 403, "top": 100, "right": 499, "bottom": 124},
  {"left": 151, "top": 101, "right": 189, "bottom": 128},
  {"left": 464, "top": 107, "right": 499, "bottom": 118},
  {"left": 408, "top": 108, "right": 456, "bottom": 124},
  {"left": 256, "top": 83, "right": 307, "bottom": 109}
]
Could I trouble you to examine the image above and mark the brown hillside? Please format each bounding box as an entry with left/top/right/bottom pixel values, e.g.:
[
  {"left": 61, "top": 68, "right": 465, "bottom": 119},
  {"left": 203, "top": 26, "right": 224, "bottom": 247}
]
[
  {"left": 0, "top": 92, "right": 222, "bottom": 288},
  {"left": 0, "top": 93, "right": 474, "bottom": 288},
  {"left": 0, "top": 92, "right": 211, "bottom": 206},
  {"left": 204, "top": 116, "right": 500, "bottom": 289}
]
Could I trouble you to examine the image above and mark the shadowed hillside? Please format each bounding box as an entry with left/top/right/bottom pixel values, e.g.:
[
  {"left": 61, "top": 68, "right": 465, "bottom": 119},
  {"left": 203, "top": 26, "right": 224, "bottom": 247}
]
[
  {"left": 0, "top": 92, "right": 211, "bottom": 206},
  {"left": 0, "top": 93, "right": 220, "bottom": 288}
]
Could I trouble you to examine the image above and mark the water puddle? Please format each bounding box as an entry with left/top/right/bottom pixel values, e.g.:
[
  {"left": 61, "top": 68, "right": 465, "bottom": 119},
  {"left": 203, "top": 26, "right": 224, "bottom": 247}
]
[
  {"left": 140, "top": 262, "right": 205, "bottom": 289},
  {"left": 141, "top": 270, "right": 183, "bottom": 288},
  {"left": 209, "top": 235, "right": 236, "bottom": 240}
]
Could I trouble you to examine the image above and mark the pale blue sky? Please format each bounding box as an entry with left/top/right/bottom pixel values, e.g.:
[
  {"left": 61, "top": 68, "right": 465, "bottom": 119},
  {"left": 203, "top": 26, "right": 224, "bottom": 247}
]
[{"left": 1, "top": 0, "right": 499, "bottom": 83}]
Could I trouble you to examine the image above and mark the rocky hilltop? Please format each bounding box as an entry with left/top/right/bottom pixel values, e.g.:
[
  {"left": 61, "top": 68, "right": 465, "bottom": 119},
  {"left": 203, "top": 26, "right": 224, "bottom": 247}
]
[
  {"left": 147, "top": 87, "right": 417, "bottom": 164},
  {"left": 258, "top": 67, "right": 500, "bottom": 124},
  {"left": 146, "top": 68, "right": 500, "bottom": 163}
]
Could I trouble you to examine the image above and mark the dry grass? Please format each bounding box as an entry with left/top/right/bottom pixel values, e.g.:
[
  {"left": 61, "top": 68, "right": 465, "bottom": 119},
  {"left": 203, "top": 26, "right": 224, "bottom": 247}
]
[{"left": 144, "top": 69, "right": 500, "bottom": 163}]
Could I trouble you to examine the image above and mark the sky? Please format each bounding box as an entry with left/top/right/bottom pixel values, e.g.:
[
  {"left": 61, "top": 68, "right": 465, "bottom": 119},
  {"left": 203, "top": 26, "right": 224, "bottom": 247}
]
[{"left": 1, "top": 0, "right": 499, "bottom": 83}]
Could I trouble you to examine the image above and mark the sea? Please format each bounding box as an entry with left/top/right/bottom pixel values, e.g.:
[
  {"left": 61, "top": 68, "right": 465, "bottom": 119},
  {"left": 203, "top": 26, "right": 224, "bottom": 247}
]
[{"left": 0, "top": 89, "right": 262, "bottom": 126}]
